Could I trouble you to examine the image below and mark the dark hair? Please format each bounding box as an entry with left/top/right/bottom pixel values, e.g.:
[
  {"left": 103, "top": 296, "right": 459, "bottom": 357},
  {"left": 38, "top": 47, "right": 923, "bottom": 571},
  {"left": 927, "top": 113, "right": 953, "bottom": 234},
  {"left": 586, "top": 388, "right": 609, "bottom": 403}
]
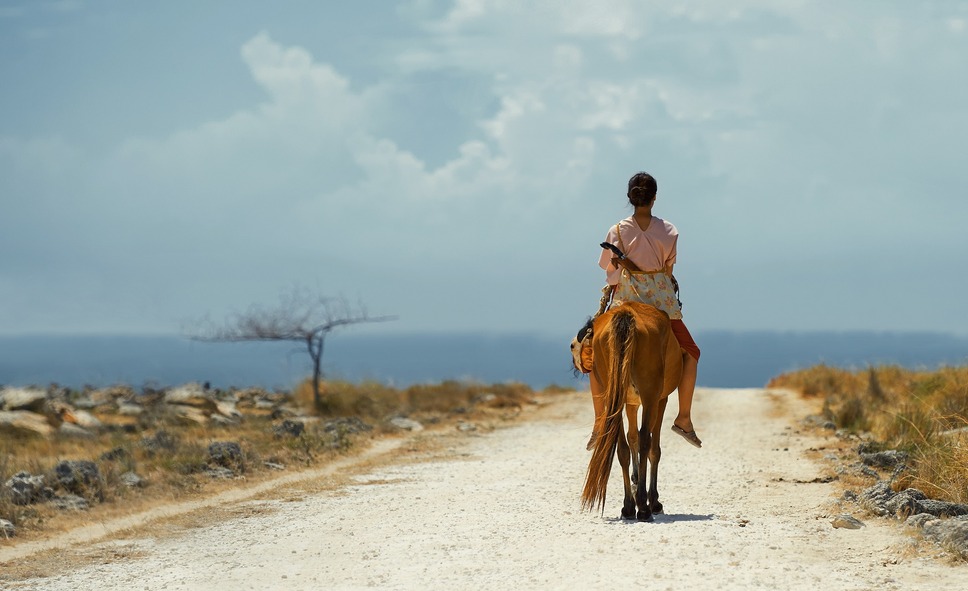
[{"left": 627, "top": 172, "right": 657, "bottom": 207}]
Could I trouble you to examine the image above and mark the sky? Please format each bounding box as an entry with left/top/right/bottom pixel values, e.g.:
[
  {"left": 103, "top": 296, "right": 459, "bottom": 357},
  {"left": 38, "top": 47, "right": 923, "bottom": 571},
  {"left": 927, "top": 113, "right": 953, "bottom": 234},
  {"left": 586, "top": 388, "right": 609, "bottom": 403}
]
[{"left": 2, "top": 0, "right": 967, "bottom": 338}]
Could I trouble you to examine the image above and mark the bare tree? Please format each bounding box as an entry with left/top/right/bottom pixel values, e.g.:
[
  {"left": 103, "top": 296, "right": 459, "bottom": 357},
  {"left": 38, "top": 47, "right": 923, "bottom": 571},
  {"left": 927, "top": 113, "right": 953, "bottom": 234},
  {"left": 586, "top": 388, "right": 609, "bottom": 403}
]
[{"left": 191, "top": 289, "right": 395, "bottom": 408}]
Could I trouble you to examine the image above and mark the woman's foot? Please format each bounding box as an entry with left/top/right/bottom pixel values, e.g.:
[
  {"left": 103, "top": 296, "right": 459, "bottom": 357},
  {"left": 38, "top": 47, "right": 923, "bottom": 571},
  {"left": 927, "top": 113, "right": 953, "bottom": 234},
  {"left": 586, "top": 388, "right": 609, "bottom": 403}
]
[
  {"left": 671, "top": 422, "right": 702, "bottom": 448},
  {"left": 586, "top": 431, "right": 598, "bottom": 451}
]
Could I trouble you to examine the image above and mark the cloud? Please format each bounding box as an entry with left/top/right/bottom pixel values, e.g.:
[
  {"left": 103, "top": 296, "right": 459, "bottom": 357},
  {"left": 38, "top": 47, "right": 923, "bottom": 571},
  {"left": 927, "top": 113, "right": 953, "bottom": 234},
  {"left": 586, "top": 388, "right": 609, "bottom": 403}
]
[{"left": 3, "top": 3, "right": 968, "bottom": 335}]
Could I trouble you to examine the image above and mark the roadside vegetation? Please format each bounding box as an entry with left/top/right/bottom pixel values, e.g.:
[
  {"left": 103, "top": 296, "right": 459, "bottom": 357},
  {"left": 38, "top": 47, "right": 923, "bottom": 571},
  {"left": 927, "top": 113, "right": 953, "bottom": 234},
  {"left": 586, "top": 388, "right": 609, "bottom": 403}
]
[
  {"left": 1, "top": 378, "right": 568, "bottom": 543},
  {"left": 768, "top": 364, "right": 968, "bottom": 504}
]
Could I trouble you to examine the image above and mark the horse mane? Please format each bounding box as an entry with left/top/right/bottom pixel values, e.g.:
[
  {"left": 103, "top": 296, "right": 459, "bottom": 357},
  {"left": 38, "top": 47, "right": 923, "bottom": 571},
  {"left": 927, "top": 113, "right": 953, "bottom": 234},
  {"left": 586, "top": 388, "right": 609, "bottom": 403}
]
[{"left": 576, "top": 317, "right": 594, "bottom": 342}]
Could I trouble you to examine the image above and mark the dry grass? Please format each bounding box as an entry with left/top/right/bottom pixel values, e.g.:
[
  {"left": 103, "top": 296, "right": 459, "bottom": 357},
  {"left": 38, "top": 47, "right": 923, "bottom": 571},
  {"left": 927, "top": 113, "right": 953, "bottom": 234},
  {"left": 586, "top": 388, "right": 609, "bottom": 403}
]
[
  {"left": 769, "top": 364, "right": 968, "bottom": 503},
  {"left": 2, "top": 379, "right": 566, "bottom": 544},
  {"left": 294, "top": 379, "right": 536, "bottom": 419}
]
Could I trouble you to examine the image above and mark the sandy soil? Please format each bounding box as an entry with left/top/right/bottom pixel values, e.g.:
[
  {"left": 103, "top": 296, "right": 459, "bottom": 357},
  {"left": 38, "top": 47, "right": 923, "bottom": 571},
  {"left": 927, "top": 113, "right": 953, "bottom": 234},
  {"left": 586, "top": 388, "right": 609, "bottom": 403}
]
[{"left": 4, "top": 388, "right": 968, "bottom": 591}]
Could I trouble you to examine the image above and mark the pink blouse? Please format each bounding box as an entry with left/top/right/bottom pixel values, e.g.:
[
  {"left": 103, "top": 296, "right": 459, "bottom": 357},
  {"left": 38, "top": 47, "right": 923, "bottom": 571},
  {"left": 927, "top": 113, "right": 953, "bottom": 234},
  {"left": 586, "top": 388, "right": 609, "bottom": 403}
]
[{"left": 598, "top": 216, "right": 678, "bottom": 285}]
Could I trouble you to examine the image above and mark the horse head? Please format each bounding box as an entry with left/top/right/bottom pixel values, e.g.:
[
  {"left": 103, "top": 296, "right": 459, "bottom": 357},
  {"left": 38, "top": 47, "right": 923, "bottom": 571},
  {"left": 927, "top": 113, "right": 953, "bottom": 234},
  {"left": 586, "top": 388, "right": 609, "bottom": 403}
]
[{"left": 570, "top": 318, "right": 594, "bottom": 374}]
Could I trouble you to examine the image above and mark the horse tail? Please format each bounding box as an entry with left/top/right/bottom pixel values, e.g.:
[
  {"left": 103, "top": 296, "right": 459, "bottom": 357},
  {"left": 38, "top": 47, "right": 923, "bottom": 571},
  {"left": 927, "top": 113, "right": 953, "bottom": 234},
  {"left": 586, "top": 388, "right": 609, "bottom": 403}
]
[{"left": 581, "top": 308, "right": 636, "bottom": 513}]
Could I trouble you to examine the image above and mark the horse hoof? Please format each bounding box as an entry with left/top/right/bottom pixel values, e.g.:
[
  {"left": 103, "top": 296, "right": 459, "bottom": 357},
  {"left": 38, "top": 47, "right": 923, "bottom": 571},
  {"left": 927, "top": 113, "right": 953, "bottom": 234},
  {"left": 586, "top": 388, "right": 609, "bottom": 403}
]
[
  {"left": 621, "top": 507, "right": 636, "bottom": 520},
  {"left": 651, "top": 501, "right": 663, "bottom": 514},
  {"left": 637, "top": 510, "right": 653, "bottom": 522}
]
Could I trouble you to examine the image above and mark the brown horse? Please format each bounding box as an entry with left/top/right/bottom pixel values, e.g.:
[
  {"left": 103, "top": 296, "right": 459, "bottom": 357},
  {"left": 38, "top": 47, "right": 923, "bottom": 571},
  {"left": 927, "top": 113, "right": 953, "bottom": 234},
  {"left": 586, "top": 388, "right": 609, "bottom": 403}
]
[{"left": 575, "top": 301, "right": 683, "bottom": 521}]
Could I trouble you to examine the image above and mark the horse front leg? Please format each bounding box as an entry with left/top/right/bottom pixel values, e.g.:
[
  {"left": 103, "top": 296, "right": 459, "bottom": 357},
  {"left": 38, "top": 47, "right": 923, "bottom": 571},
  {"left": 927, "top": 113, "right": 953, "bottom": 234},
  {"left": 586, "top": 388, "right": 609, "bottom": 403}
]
[
  {"left": 616, "top": 425, "right": 636, "bottom": 520},
  {"left": 625, "top": 403, "right": 640, "bottom": 486},
  {"left": 648, "top": 397, "right": 669, "bottom": 514}
]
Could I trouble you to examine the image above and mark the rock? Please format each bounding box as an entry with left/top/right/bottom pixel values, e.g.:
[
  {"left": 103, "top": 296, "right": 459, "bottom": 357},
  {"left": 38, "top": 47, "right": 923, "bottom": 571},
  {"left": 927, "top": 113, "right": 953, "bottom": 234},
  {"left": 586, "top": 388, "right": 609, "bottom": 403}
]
[
  {"left": 858, "top": 482, "right": 968, "bottom": 522},
  {"left": 254, "top": 400, "right": 275, "bottom": 411},
  {"left": 165, "top": 384, "right": 218, "bottom": 412},
  {"left": 0, "top": 387, "right": 47, "bottom": 412},
  {"left": 90, "top": 385, "right": 137, "bottom": 404},
  {"left": 141, "top": 431, "right": 178, "bottom": 456},
  {"left": 215, "top": 400, "right": 242, "bottom": 420},
  {"left": 860, "top": 450, "right": 909, "bottom": 469},
  {"left": 389, "top": 417, "right": 423, "bottom": 432},
  {"left": 169, "top": 405, "right": 209, "bottom": 424},
  {"left": 273, "top": 419, "right": 305, "bottom": 438},
  {"left": 208, "top": 441, "right": 244, "bottom": 469},
  {"left": 831, "top": 515, "right": 865, "bottom": 529},
  {"left": 264, "top": 462, "right": 286, "bottom": 470},
  {"left": 885, "top": 488, "right": 927, "bottom": 517},
  {"left": 915, "top": 499, "right": 968, "bottom": 518},
  {"left": 66, "top": 409, "right": 103, "bottom": 430},
  {"left": 905, "top": 513, "right": 938, "bottom": 528},
  {"left": 119, "top": 471, "right": 145, "bottom": 488},
  {"left": 859, "top": 481, "right": 895, "bottom": 516},
  {"left": 117, "top": 402, "right": 144, "bottom": 416},
  {"left": 322, "top": 417, "right": 372, "bottom": 435},
  {"left": 54, "top": 460, "right": 103, "bottom": 499},
  {"left": 882, "top": 489, "right": 968, "bottom": 519},
  {"left": 802, "top": 414, "right": 837, "bottom": 431},
  {"left": 205, "top": 467, "right": 236, "bottom": 479},
  {"left": 922, "top": 516, "right": 968, "bottom": 559},
  {"left": 0, "top": 518, "right": 14, "bottom": 538},
  {"left": 210, "top": 413, "right": 240, "bottom": 427},
  {"left": 50, "top": 493, "right": 90, "bottom": 511},
  {"left": 100, "top": 447, "right": 130, "bottom": 462},
  {"left": 3, "top": 471, "right": 53, "bottom": 505},
  {"left": 842, "top": 490, "right": 858, "bottom": 503},
  {"left": 57, "top": 422, "right": 94, "bottom": 439},
  {"left": 0, "top": 410, "right": 54, "bottom": 436},
  {"left": 457, "top": 421, "right": 477, "bottom": 432},
  {"left": 71, "top": 396, "right": 99, "bottom": 410}
]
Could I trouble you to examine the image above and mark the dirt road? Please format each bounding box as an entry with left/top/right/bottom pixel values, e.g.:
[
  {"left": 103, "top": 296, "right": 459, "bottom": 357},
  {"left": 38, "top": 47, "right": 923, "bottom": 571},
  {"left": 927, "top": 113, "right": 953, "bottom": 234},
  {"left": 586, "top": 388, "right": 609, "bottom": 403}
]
[{"left": 6, "top": 388, "right": 968, "bottom": 590}]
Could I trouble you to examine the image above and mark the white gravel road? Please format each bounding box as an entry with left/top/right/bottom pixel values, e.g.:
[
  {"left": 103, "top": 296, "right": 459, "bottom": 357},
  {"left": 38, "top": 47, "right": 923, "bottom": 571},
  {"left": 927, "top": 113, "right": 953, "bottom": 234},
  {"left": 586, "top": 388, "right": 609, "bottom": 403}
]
[{"left": 6, "top": 388, "right": 968, "bottom": 591}]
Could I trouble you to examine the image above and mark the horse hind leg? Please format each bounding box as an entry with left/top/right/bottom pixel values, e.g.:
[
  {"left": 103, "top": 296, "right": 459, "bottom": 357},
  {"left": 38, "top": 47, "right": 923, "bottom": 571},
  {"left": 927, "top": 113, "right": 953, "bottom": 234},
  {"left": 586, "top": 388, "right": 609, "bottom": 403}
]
[
  {"left": 625, "top": 402, "right": 640, "bottom": 486},
  {"left": 635, "top": 394, "right": 662, "bottom": 521},
  {"left": 615, "top": 430, "right": 636, "bottom": 520},
  {"left": 648, "top": 397, "right": 669, "bottom": 514},
  {"left": 634, "top": 424, "right": 653, "bottom": 522},
  {"left": 647, "top": 447, "right": 662, "bottom": 514}
]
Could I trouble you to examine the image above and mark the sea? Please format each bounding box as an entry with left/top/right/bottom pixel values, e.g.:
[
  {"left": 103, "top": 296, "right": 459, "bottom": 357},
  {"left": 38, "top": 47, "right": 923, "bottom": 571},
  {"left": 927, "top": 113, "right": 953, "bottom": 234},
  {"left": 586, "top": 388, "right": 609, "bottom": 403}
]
[{"left": 1, "top": 331, "right": 968, "bottom": 392}]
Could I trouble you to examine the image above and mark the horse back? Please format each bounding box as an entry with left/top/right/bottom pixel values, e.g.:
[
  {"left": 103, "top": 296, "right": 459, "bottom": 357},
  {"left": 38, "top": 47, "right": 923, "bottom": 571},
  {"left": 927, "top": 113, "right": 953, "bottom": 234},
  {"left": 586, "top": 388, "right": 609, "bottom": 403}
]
[{"left": 615, "top": 301, "right": 683, "bottom": 400}]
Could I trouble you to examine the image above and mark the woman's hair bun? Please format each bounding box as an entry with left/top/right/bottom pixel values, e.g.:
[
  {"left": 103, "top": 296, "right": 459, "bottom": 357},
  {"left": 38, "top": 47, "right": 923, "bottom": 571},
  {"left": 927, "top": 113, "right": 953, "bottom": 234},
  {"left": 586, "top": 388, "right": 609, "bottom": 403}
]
[{"left": 627, "top": 172, "right": 657, "bottom": 206}]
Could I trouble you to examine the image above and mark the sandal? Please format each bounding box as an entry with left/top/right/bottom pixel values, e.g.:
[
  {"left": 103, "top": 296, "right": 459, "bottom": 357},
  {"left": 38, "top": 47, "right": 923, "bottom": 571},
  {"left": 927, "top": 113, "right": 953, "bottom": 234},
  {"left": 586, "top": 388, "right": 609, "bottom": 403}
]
[{"left": 671, "top": 424, "right": 702, "bottom": 448}]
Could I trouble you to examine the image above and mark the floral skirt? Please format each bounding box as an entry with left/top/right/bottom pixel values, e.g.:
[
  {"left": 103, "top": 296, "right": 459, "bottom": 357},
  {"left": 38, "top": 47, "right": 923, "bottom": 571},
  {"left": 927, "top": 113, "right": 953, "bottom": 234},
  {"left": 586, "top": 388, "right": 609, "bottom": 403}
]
[{"left": 612, "top": 269, "right": 682, "bottom": 320}]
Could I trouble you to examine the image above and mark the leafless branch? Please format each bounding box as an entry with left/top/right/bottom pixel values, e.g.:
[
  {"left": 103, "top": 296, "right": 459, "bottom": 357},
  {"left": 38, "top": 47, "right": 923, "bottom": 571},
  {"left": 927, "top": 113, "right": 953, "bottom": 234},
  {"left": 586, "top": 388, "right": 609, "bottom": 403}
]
[{"left": 186, "top": 288, "right": 395, "bottom": 407}]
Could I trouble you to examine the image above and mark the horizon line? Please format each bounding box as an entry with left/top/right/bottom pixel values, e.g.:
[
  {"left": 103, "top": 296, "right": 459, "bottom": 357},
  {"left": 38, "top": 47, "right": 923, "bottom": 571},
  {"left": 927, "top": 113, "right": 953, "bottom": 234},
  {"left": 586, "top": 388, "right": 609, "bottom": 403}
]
[{"left": 1, "top": 328, "right": 967, "bottom": 339}]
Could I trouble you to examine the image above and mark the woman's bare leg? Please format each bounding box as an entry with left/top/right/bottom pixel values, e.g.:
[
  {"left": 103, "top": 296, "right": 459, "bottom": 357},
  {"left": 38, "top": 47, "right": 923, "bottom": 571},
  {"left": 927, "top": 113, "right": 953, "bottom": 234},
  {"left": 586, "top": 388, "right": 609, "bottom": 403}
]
[
  {"left": 590, "top": 372, "right": 605, "bottom": 420},
  {"left": 673, "top": 352, "right": 698, "bottom": 433}
]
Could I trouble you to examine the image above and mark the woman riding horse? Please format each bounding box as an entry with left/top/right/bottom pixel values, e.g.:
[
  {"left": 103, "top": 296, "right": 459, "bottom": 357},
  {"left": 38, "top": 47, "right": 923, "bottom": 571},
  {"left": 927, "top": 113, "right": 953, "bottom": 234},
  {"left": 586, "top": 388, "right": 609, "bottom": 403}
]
[{"left": 581, "top": 171, "right": 702, "bottom": 450}]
